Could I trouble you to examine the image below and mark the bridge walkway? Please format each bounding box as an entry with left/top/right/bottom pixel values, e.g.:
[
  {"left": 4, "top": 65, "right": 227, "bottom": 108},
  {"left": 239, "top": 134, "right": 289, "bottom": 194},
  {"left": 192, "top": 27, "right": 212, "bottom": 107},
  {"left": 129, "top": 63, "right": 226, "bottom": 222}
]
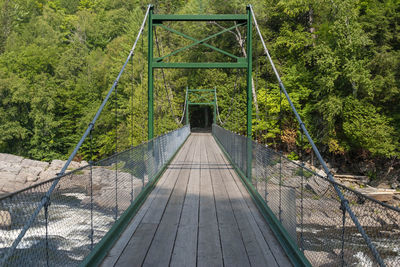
[{"left": 101, "top": 133, "right": 291, "bottom": 267}]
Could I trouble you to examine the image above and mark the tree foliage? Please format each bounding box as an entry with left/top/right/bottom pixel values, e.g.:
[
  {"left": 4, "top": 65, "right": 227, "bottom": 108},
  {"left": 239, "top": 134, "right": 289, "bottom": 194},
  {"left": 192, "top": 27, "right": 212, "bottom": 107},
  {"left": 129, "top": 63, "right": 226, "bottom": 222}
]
[{"left": 0, "top": 0, "right": 399, "bottom": 177}]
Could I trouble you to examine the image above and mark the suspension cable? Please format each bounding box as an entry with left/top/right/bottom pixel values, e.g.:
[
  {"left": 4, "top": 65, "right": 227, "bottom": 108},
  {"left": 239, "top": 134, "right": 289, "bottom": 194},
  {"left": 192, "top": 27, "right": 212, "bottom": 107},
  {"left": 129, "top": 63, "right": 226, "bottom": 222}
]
[
  {"left": 154, "top": 27, "right": 179, "bottom": 124},
  {"left": 215, "top": 69, "right": 240, "bottom": 125},
  {"left": 0, "top": 5, "right": 153, "bottom": 265},
  {"left": 141, "top": 33, "right": 145, "bottom": 141},
  {"left": 179, "top": 87, "right": 188, "bottom": 124},
  {"left": 249, "top": 5, "right": 384, "bottom": 266}
]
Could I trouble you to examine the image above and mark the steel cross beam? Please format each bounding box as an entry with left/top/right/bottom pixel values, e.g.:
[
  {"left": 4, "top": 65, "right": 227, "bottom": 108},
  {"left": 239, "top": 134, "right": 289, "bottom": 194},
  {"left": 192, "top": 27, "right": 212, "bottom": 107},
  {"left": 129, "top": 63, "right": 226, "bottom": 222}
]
[
  {"left": 148, "top": 6, "right": 253, "bottom": 180},
  {"left": 185, "top": 87, "right": 217, "bottom": 126},
  {"left": 155, "top": 24, "right": 243, "bottom": 61}
]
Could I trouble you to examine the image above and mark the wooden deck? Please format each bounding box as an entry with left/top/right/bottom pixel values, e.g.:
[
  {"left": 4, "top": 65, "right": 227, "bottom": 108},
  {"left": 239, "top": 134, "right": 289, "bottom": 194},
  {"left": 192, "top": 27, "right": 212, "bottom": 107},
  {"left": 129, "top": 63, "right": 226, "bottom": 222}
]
[{"left": 101, "top": 133, "right": 291, "bottom": 267}]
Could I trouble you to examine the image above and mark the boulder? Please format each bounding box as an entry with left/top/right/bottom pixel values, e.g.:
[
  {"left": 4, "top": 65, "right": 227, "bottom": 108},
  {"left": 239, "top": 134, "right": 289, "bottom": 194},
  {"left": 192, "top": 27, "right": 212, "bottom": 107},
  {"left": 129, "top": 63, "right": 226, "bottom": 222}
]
[
  {"left": 15, "top": 175, "right": 27, "bottom": 184},
  {"left": 0, "top": 180, "right": 17, "bottom": 193},
  {"left": 39, "top": 170, "right": 59, "bottom": 181},
  {"left": 0, "top": 153, "right": 23, "bottom": 164},
  {"left": 0, "top": 172, "right": 17, "bottom": 183},
  {"left": 48, "top": 160, "right": 85, "bottom": 172},
  {"left": 0, "top": 164, "right": 21, "bottom": 175},
  {"left": 306, "top": 175, "right": 330, "bottom": 195},
  {"left": 19, "top": 166, "right": 43, "bottom": 182},
  {"left": 21, "top": 158, "right": 49, "bottom": 169},
  {"left": 49, "top": 159, "right": 66, "bottom": 170},
  {"left": 0, "top": 161, "right": 11, "bottom": 171},
  {"left": 0, "top": 210, "right": 11, "bottom": 228}
]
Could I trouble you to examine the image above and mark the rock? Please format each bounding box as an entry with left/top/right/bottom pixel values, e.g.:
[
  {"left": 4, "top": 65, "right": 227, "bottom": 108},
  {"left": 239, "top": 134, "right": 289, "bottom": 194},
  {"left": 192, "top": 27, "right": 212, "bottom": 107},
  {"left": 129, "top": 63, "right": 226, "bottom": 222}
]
[
  {"left": 317, "top": 169, "right": 326, "bottom": 177},
  {"left": 48, "top": 160, "right": 84, "bottom": 172},
  {"left": 306, "top": 175, "right": 330, "bottom": 195},
  {"left": 304, "top": 250, "right": 337, "bottom": 266},
  {"left": 0, "top": 180, "right": 17, "bottom": 193},
  {"left": 39, "top": 170, "right": 59, "bottom": 181},
  {"left": 365, "top": 192, "right": 394, "bottom": 202},
  {"left": 15, "top": 175, "right": 27, "bottom": 184},
  {"left": 0, "top": 153, "right": 23, "bottom": 164},
  {"left": 49, "top": 159, "right": 66, "bottom": 170},
  {"left": 0, "top": 164, "right": 21, "bottom": 175},
  {"left": 21, "top": 158, "right": 49, "bottom": 169},
  {"left": 18, "top": 166, "right": 43, "bottom": 182},
  {"left": 0, "top": 210, "right": 11, "bottom": 228},
  {"left": 376, "top": 182, "right": 391, "bottom": 189},
  {"left": 79, "top": 161, "right": 89, "bottom": 167},
  {"left": 0, "top": 172, "right": 17, "bottom": 183},
  {"left": 391, "top": 181, "right": 399, "bottom": 189},
  {"left": 0, "top": 161, "right": 11, "bottom": 171}
]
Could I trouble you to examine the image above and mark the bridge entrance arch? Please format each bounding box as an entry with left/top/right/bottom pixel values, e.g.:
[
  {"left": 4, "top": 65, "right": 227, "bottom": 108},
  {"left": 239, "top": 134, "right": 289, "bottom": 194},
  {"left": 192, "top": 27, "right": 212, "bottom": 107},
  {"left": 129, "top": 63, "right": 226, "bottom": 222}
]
[
  {"left": 185, "top": 87, "right": 216, "bottom": 131},
  {"left": 147, "top": 6, "right": 253, "bottom": 178}
]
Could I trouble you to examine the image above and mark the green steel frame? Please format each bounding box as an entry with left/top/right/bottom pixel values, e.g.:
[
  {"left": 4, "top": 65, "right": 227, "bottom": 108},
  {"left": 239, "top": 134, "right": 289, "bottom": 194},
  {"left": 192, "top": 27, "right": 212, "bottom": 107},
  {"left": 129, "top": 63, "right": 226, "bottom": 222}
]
[
  {"left": 185, "top": 87, "right": 217, "bottom": 126},
  {"left": 213, "top": 133, "right": 312, "bottom": 267},
  {"left": 81, "top": 132, "right": 190, "bottom": 267},
  {"left": 147, "top": 5, "right": 253, "bottom": 178}
]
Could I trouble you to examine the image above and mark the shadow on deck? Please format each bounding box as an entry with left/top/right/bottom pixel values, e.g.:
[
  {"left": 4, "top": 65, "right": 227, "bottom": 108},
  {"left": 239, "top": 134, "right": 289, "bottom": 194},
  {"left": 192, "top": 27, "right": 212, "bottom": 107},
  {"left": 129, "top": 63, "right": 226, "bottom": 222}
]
[{"left": 101, "top": 133, "right": 291, "bottom": 267}]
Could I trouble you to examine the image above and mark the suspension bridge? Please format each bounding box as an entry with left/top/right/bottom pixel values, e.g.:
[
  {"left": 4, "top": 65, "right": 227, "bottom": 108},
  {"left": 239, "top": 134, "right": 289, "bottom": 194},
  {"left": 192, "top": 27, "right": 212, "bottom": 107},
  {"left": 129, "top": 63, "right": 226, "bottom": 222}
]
[{"left": 0, "top": 4, "right": 399, "bottom": 267}]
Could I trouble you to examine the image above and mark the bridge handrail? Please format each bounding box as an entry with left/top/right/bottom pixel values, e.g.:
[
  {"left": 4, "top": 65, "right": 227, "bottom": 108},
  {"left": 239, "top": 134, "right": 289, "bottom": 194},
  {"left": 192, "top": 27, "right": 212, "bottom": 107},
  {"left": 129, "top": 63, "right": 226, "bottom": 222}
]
[
  {"left": 249, "top": 5, "right": 385, "bottom": 266},
  {"left": 213, "top": 124, "right": 400, "bottom": 266},
  {"left": 0, "top": 125, "right": 190, "bottom": 266},
  {"left": 0, "top": 5, "right": 153, "bottom": 265}
]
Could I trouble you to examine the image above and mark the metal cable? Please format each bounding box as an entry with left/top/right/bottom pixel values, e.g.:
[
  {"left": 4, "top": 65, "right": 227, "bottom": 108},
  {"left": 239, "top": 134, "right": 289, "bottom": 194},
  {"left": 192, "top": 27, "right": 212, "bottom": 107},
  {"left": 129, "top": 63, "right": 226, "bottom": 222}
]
[
  {"left": 89, "top": 126, "right": 94, "bottom": 250},
  {"left": 340, "top": 199, "right": 348, "bottom": 267},
  {"left": 215, "top": 69, "right": 240, "bottom": 125},
  {"left": 279, "top": 82, "right": 282, "bottom": 223},
  {"left": 154, "top": 28, "right": 178, "bottom": 124},
  {"left": 300, "top": 130, "right": 304, "bottom": 252},
  {"left": 249, "top": 5, "right": 385, "bottom": 266},
  {"left": 130, "top": 52, "right": 135, "bottom": 203},
  {"left": 0, "top": 6, "right": 153, "bottom": 264},
  {"left": 114, "top": 82, "right": 118, "bottom": 221},
  {"left": 179, "top": 87, "right": 188, "bottom": 124}
]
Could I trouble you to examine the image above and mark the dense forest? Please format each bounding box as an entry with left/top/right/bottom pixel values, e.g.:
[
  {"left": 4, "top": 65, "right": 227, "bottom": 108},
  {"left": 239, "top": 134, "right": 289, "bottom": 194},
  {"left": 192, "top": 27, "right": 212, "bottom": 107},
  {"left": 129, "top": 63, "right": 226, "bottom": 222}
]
[{"left": 0, "top": 0, "right": 399, "bottom": 183}]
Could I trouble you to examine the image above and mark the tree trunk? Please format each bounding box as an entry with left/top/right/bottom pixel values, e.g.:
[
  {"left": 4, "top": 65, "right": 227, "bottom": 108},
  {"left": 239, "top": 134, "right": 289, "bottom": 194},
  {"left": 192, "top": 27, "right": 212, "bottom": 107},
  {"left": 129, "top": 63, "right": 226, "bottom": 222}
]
[{"left": 309, "top": 7, "right": 316, "bottom": 46}]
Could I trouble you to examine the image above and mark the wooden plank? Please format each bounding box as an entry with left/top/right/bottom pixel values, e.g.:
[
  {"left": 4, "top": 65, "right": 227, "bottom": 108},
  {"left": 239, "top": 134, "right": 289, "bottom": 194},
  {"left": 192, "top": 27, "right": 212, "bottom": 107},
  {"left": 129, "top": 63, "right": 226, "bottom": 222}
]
[
  {"left": 142, "top": 136, "right": 199, "bottom": 266},
  {"left": 101, "top": 137, "right": 194, "bottom": 266},
  {"left": 233, "top": 179, "right": 292, "bottom": 267},
  {"left": 197, "top": 134, "right": 223, "bottom": 267},
  {"left": 215, "top": 137, "right": 292, "bottom": 267},
  {"left": 112, "top": 136, "right": 195, "bottom": 267},
  {"left": 141, "top": 136, "right": 195, "bottom": 224},
  {"left": 112, "top": 223, "right": 158, "bottom": 267},
  {"left": 205, "top": 135, "right": 251, "bottom": 267},
  {"left": 212, "top": 143, "right": 278, "bottom": 267},
  {"left": 103, "top": 133, "right": 293, "bottom": 267},
  {"left": 170, "top": 134, "right": 201, "bottom": 267}
]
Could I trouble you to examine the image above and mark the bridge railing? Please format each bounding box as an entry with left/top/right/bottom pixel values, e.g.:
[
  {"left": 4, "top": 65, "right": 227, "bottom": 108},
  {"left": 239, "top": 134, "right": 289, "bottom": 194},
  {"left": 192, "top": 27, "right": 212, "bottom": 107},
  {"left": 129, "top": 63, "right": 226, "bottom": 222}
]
[
  {"left": 0, "top": 125, "right": 190, "bottom": 266},
  {"left": 213, "top": 124, "right": 400, "bottom": 266}
]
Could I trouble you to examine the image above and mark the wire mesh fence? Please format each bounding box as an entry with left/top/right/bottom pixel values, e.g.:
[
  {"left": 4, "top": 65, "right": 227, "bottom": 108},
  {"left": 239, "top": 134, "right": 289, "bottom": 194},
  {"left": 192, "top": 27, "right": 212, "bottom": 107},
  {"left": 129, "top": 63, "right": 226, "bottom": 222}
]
[
  {"left": 213, "top": 124, "right": 400, "bottom": 267},
  {"left": 0, "top": 125, "right": 190, "bottom": 266}
]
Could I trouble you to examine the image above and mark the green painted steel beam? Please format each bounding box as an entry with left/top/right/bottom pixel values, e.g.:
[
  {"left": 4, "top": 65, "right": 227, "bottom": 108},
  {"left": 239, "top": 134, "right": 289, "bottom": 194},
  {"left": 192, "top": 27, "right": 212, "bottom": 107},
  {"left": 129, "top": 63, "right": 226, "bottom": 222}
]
[
  {"left": 148, "top": 6, "right": 154, "bottom": 140},
  {"left": 152, "top": 62, "right": 247, "bottom": 69},
  {"left": 189, "top": 94, "right": 213, "bottom": 103},
  {"left": 81, "top": 132, "right": 190, "bottom": 267},
  {"left": 213, "top": 88, "right": 217, "bottom": 124},
  {"left": 185, "top": 87, "right": 189, "bottom": 125},
  {"left": 188, "top": 89, "right": 215, "bottom": 92},
  {"left": 188, "top": 102, "right": 215, "bottom": 105},
  {"left": 246, "top": 6, "right": 252, "bottom": 180},
  {"left": 152, "top": 14, "right": 247, "bottom": 22},
  {"left": 155, "top": 23, "right": 245, "bottom": 62},
  {"left": 156, "top": 24, "right": 239, "bottom": 60},
  {"left": 212, "top": 133, "right": 312, "bottom": 267}
]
